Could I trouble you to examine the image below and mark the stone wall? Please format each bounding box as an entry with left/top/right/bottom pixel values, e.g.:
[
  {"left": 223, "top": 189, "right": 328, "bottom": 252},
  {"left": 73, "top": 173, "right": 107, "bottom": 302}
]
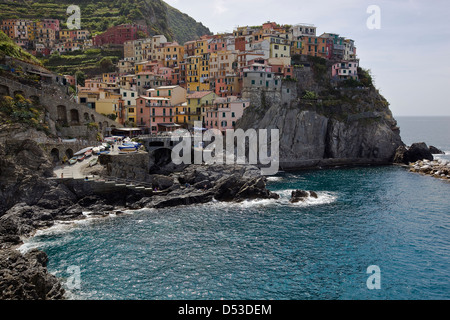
[
  {"left": 99, "top": 153, "right": 150, "bottom": 182},
  {"left": 0, "top": 75, "right": 122, "bottom": 139}
]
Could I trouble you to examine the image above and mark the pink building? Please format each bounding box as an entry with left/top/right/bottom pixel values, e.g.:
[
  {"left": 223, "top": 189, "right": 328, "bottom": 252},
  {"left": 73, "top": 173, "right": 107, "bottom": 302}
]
[
  {"left": 42, "top": 19, "right": 60, "bottom": 32},
  {"left": 136, "top": 85, "right": 186, "bottom": 132},
  {"left": 64, "top": 75, "right": 76, "bottom": 86},
  {"left": 157, "top": 67, "right": 173, "bottom": 83},
  {"left": 208, "top": 37, "right": 227, "bottom": 53},
  {"left": 331, "top": 61, "right": 359, "bottom": 80},
  {"left": 204, "top": 96, "right": 250, "bottom": 132}
]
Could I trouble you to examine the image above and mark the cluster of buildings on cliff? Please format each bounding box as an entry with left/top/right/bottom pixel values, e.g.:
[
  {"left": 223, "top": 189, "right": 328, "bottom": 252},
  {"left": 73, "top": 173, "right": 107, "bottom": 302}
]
[
  {"left": 0, "top": 18, "right": 92, "bottom": 55},
  {"left": 1, "top": 19, "right": 359, "bottom": 134}
]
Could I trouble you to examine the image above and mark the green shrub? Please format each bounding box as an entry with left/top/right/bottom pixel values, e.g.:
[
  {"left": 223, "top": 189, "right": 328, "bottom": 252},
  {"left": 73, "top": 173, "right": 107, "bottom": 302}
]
[{"left": 302, "top": 91, "right": 318, "bottom": 100}]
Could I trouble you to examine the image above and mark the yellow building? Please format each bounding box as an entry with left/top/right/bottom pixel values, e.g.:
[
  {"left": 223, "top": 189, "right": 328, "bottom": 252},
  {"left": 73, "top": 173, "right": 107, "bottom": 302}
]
[
  {"left": 186, "top": 39, "right": 211, "bottom": 92},
  {"left": 135, "top": 61, "right": 148, "bottom": 73},
  {"left": 264, "top": 35, "right": 291, "bottom": 59},
  {"left": 175, "top": 91, "right": 216, "bottom": 128},
  {"left": 96, "top": 91, "right": 122, "bottom": 120},
  {"left": 163, "top": 42, "right": 185, "bottom": 68},
  {"left": 59, "top": 30, "right": 72, "bottom": 41}
]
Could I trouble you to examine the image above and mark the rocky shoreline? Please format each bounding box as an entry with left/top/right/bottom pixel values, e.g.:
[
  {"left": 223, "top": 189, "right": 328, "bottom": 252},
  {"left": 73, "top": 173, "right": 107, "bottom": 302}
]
[
  {"left": 393, "top": 142, "right": 448, "bottom": 181},
  {"left": 0, "top": 139, "right": 280, "bottom": 300},
  {"left": 408, "top": 158, "right": 450, "bottom": 180}
]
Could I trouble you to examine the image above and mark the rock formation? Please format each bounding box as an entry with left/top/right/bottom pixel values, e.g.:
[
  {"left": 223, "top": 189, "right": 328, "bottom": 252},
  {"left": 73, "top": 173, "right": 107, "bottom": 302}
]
[
  {"left": 429, "top": 146, "right": 445, "bottom": 155},
  {"left": 393, "top": 142, "right": 434, "bottom": 164},
  {"left": 0, "top": 249, "right": 65, "bottom": 300},
  {"left": 237, "top": 60, "right": 404, "bottom": 169},
  {"left": 290, "top": 190, "right": 318, "bottom": 203}
]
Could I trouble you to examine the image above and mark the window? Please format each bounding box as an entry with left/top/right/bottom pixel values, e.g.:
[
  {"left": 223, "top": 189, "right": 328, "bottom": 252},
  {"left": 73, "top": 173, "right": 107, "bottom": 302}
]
[
  {"left": 232, "top": 112, "right": 235, "bottom": 118},
  {"left": 140, "top": 108, "right": 143, "bottom": 114},
  {"left": 123, "top": 92, "right": 127, "bottom": 97}
]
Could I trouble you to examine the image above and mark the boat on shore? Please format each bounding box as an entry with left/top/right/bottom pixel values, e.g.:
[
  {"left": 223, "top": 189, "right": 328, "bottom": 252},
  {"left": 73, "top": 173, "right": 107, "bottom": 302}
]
[
  {"left": 118, "top": 145, "right": 139, "bottom": 154},
  {"left": 77, "top": 154, "right": 86, "bottom": 162},
  {"left": 85, "top": 150, "right": 93, "bottom": 158},
  {"left": 69, "top": 157, "right": 77, "bottom": 165}
]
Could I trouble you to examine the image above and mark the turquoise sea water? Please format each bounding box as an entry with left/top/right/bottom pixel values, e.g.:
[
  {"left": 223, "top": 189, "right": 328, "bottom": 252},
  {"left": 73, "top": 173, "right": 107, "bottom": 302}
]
[{"left": 23, "top": 117, "right": 450, "bottom": 300}]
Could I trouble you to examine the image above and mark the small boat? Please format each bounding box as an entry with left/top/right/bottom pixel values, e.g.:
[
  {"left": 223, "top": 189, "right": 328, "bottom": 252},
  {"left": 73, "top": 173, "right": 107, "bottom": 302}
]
[
  {"left": 74, "top": 147, "right": 93, "bottom": 156},
  {"left": 89, "top": 157, "right": 98, "bottom": 167},
  {"left": 118, "top": 146, "right": 138, "bottom": 154},
  {"left": 119, "top": 145, "right": 138, "bottom": 151},
  {"left": 77, "top": 154, "right": 86, "bottom": 162},
  {"left": 69, "top": 157, "right": 78, "bottom": 165},
  {"left": 98, "top": 151, "right": 110, "bottom": 155},
  {"left": 85, "top": 150, "right": 93, "bottom": 158}
]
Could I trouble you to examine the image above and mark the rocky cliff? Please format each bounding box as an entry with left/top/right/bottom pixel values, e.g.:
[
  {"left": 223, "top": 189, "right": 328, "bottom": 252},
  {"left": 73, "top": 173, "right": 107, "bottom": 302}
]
[{"left": 238, "top": 58, "right": 404, "bottom": 170}]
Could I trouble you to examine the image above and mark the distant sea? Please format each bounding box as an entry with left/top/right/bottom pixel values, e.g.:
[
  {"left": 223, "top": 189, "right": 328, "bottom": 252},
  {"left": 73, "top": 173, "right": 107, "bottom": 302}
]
[
  {"left": 396, "top": 116, "right": 450, "bottom": 161},
  {"left": 21, "top": 117, "right": 450, "bottom": 300}
]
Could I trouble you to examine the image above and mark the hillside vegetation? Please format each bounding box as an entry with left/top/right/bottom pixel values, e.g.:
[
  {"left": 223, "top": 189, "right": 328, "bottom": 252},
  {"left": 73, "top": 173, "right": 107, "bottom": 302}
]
[
  {"left": 0, "top": 30, "right": 42, "bottom": 65},
  {"left": 42, "top": 48, "right": 123, "bottom": 76},
  {"left": 0, "top": 0, "right": 211, "bottom": 43}
]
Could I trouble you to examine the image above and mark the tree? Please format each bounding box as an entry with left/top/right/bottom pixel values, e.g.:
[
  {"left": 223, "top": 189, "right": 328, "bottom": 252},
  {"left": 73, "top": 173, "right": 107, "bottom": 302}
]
[
  {"left": 98, "top": 57, "right": 114, "bottom": 71},
  {"left": 74, "top": 69, "right": 86, "bottom": 87}
]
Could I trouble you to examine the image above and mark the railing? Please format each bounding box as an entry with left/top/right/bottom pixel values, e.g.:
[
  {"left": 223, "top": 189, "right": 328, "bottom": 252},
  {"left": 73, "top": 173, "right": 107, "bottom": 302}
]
[{"left": 175, "top": 110, "right": 201, "bottom": 116}]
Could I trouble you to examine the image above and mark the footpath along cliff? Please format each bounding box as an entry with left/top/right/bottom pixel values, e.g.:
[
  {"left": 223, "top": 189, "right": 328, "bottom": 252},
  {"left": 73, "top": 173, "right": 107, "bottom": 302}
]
[{"left": 237, "top": 56, "right": 404, "bottom": 169}]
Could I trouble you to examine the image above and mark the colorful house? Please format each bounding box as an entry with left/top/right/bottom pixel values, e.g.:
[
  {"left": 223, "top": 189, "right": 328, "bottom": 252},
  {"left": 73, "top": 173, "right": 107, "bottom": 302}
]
[
  {"left": 204, "top": 96, "right": 249, "bottom": 132},
  {"left": 163, "top": 42, "right": 184, "bottom": 68},
  {"left": 176, "top": 91, "right": 216, "bottom": 129},
  {"left": 136, "top": 85, "right": 186, "bottom": 132},
  {"left": 331, "top": 61, "right": 359, "bottom": 81}
]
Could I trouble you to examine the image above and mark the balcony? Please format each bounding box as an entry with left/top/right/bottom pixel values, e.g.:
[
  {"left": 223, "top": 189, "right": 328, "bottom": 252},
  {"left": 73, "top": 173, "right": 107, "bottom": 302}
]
[{"left": 175, "top": 110, "right": 201, "bottom": 116}]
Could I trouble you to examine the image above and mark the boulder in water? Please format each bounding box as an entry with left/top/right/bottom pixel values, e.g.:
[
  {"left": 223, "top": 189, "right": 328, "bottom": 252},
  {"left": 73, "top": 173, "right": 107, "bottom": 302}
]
[{"left": 290, "top": 190, "right": 318, "bottom": 203}]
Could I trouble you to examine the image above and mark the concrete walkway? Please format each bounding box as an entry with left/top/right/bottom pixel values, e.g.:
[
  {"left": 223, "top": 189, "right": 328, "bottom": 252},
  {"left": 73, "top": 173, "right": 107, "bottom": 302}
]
[
  {"left": 53, "top": 156, "right": 96, "bottom": 179},
  {"left": 52, "top": 141, "right": 134, "bottom": 179}
]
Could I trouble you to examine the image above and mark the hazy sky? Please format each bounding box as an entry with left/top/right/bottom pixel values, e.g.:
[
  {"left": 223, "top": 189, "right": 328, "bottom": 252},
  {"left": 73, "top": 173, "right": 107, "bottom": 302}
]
[{"left": 165, "top": 0, "right": 450, "bottom": 117}]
